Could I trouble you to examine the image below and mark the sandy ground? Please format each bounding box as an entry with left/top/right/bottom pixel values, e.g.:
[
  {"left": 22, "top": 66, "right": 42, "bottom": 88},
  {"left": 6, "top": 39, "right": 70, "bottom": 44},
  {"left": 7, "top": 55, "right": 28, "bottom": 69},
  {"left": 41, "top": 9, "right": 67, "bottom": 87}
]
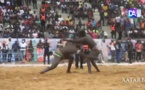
[{"left": 0, "top": 65, "right": 145, "bottom": 90}]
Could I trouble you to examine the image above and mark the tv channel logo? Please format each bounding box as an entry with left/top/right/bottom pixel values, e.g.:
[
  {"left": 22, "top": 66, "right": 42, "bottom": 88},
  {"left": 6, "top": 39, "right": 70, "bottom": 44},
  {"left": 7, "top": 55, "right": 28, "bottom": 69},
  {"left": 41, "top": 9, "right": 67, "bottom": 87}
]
[{"left": 127, "top": 9, "right": 137, "bottom": 18}]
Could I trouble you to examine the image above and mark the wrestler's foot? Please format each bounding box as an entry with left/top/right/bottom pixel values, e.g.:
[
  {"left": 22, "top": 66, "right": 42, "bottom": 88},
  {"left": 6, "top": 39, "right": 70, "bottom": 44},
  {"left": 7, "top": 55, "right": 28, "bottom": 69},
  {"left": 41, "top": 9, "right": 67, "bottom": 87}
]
[
  {"left": 40, "top": 71, "right": 45, "bottom": 74},
  {"left": 88, "top": 72, "right": 92, "bottom": 74},
  {"left": 97, "top": 70, "right": 100, "bottom": 72},
  {"left": 66, "top": 71, "right": 71, "bottom": 73},
  {"left": 80, "top": 66, "right": 83, "bottom": 69}
]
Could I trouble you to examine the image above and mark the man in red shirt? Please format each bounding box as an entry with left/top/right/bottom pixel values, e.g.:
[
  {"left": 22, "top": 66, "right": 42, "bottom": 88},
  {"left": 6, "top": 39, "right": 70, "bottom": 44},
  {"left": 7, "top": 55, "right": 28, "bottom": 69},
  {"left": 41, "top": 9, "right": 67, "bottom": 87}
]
[{"left": 135, "top": 40, "right": 143, "bottom": 62}]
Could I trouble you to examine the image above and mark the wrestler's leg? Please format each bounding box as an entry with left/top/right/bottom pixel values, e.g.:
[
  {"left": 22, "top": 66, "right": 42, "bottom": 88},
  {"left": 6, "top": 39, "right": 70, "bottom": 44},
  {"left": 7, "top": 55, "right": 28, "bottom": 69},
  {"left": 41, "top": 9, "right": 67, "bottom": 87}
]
[
  {"left": 86, "top": 59, "right": 92, "bottom": 74},
  {"left": 40, "top": 55, "right": 61, "bottom": 74},
  {"left": 89, "top": 50, "right": 100, "bottom": 72},
  {"left": 90, "top": 60, "right": 100, "bottom": 72},
  {"left": 66, "top": 55, "right": 74, "bottom": 73}
]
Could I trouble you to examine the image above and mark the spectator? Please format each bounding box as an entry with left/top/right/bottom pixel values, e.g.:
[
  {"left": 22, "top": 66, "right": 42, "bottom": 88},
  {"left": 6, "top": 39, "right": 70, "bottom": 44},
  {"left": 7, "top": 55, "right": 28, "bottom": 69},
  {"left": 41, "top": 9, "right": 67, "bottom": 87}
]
[
  {"left": 20, "top": 39, "right": 27, "bottom": 61},
  {"left": 43, "top": 39, "right": 50, "bottom": 64},
  {"left": 126, "top": 38, "right": 133, "bottom": 63},
  {"left": 99, "top": 10, "right": 105, "bottom": 26},
  {"left": 37, "top": 39, "right": 43, "bottom": 49},
  {"left": 27, "top": 40, "right": 34, "bottom": 61},
  {"left": 7, "top": 38, "right": 12, "bottom": 62},
  {"left": 2, "top": 43, "right": 8, "bottom": 63},
  {"left": 135, "top": 40, "right": 143, "bottom": 62},
  {"left": 117, "top": 26, "right": 123, "bottom": 40},
  {"left": 0, "top": 43, "right": 2, "bottom": 63},
  {"left": 110, "top": 23, "right": 116, "bottom": 39},
  {"left": 75, "top": 45, "right": 84, "bottom": 69},
  {"left": 40, "top": 13, "right": 46, "bottom": 32},
  {"left": 12, "top": 41, "right": 21, "bottom": 62},
  {"left": 109, "top": 40, "right": 116, "bottom": 62},
  {"left": 32, "top": 0, "right": 37, "bottom": 9},
  {"left": 115, "top": 39, "right": 122, "bottom": 63}
]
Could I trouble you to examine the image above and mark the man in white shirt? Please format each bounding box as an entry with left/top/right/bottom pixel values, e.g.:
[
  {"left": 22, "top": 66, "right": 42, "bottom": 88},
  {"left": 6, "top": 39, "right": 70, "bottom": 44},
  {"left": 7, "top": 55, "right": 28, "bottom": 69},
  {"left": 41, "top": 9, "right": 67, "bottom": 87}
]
[
  {"left": 32, "top": 31, "right": 38, "bottom": 38},
  {"left": 19, "top": 9, "right": 24, "bottom": 15},
  {"left": 115, "top": 16, "right": 121, "bottom": 28},
  {"left": 109, "top": 40, "right": 116, "bottom": 62},
  {"left": 69, "top": 29, "right": 75, "bottom": 38},
  {"left": 20, "top": 39, "right": 27, "bottom": 61},
  {"left": 2, "top": 8, "right": 6, "bottom": 16},
  {"left": 20, "top": 24, "right": 25, "bottom": 32},
  {"left": 58, "top": 15, "right": 64, "bottom": 23}
]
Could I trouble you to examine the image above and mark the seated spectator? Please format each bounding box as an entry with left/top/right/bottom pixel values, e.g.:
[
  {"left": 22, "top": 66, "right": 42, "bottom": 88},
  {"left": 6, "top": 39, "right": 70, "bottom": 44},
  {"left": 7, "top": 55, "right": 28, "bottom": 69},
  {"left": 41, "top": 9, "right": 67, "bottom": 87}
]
[{"left": 32, "top": 31, "right": 38, "bottom": 38}]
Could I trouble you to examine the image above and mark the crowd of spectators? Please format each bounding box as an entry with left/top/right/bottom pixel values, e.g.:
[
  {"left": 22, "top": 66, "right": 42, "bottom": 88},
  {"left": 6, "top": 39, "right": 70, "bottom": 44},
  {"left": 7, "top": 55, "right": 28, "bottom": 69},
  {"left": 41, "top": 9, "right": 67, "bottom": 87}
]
[
  {"left": 0, "top": 0, "right": 43, "bottom": 38},
  {"left": 97, "top": 0, "right": 145, "bottom": 39},
  {"left": 1, "top": 0, "right": 145, "bottom": 63},
  {"left": 1, "top": 0, "right": 145, "bottom": 39},
  {"left": 39, "top": 0, "right": 145, "bottom": 39}
]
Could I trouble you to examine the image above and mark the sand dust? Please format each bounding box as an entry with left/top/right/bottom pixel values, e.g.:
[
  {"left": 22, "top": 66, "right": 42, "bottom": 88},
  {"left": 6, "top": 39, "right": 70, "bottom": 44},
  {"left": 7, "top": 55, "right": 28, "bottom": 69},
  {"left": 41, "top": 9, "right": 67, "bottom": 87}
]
[{"left": 0, "top": 65, "right": 145, "bottom": 90}]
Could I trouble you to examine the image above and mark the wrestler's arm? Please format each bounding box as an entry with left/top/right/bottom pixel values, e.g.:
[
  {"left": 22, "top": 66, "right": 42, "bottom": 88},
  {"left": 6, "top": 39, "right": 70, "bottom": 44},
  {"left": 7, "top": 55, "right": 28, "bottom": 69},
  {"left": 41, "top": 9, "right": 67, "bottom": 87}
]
[{"left": 67, "top": 37, "right": 86, "bottom": 43}]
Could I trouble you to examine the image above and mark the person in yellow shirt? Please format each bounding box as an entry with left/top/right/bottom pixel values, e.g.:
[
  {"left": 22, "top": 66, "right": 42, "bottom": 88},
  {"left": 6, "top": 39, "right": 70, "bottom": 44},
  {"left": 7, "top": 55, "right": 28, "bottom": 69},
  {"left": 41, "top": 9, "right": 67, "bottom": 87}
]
[
  {"left": 129, "top": 0, "right": 133, "bottom": 4},
  {"left": 66, "top": 16, "right": 70, "bottom": 21},
  {"left": 102, "top": 5, "right": 108, "bottom": 11},
  {"left": 15, "top": 6, "right": 20, "bottom": 10}
]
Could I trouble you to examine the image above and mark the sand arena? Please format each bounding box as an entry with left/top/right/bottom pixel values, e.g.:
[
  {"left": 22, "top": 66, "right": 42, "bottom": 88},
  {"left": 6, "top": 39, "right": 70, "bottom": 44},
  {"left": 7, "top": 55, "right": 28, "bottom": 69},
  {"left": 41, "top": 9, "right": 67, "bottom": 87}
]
[{"left": 0, "top": 63, "right": 145, "bottom": 90}]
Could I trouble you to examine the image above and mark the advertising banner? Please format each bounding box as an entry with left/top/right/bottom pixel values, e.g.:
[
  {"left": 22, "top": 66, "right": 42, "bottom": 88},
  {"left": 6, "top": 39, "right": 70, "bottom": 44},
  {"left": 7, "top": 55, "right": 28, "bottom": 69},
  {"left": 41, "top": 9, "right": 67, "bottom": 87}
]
[{"left": 0, "top": 38, "right": 139, "bottom": 62}]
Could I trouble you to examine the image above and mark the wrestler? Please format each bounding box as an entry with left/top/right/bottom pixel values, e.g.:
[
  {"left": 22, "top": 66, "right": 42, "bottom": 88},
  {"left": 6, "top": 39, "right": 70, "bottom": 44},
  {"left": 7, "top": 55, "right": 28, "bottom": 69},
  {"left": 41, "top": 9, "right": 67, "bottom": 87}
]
[
  {"left": 67, "top": 30, "right": 101, "bottom": 73},
  {"left": 40, "top": 42, "right": 81, "bottom": 74}
]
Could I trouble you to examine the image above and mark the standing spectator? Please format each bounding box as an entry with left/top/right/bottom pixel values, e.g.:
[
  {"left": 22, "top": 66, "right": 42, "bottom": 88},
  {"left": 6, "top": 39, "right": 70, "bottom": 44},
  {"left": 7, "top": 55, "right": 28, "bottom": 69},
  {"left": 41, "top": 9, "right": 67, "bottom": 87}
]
[
  {"left": 43, "top": 39, "right": 50, "bottom": 64},
  {"left": 115, "top": 39, "right": 122, "bottom": 63},
  {"left": 115, "top": 15, "right": 121, "bottom": 29},
  {"left": 32, "top": 0, "right": 37, "bottom": 9},
  {"left": 117, "top": 26, "right": 123, "bottom": 40},
  {"left": 40, "top": 13, "right": 46, "bottom": 32},
  {"left": 75, "top": 45, "right": 84, "bottom": 69},
  {"left": 127, "top": 38, "right": 133, "bottom": 63},
  {"left": 2, "top": 43, "right": 8, "bottom": 63},
  {"left": 12, "top": 41, "right": 21, "bottom": 62},
  {"left": 110, "top": 23, "right": 116, "bottom": 39},
  {"left": 40, "top": 6, "right": 45, "bottom": 14},
  {"left": 142, "top": 40, "right": 145, "bottom": 61},
  {"left": 135, "top": 40, "right": 143, "bottom": 62},
  {"left": 20, "top": 39, "right": 27, "bottom": 61},
  {"left": 75, "top": 53, "right": 84, "bottom": 69},
  {"left": 37, "top": 40, "right": 43, "bottom": 49},
  {"left": 100, "top": 39, "right": 109, "bottom": 61},
  {"left": 28, "top": 0, "right": 32, "bottom": 5},
  {"left": 0, "top": 42, "right": 2, "bottom": 63},
  {"left": 27, "top": 40, "right": 34, "bottom": 62},
  {"left": 7, "top": 38, "right": 12, "bottom": 62},
  {"left": 99, "top": 10, "right": 105, "bottom": 26},
  {"left": 25, "top": 0, "right": 29, "bottom": 6},
  {"left": 0, "top": 47, "right": 1, "bottom": 63},
  {"left": 120, "top": 15, "right": 125, "bottom": 28},
  {"left": 109, "top": 40, "right": 116, "bottom": 62},
  {"left": 61, "top": 3, "right": 66, "bottom": 13}
]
